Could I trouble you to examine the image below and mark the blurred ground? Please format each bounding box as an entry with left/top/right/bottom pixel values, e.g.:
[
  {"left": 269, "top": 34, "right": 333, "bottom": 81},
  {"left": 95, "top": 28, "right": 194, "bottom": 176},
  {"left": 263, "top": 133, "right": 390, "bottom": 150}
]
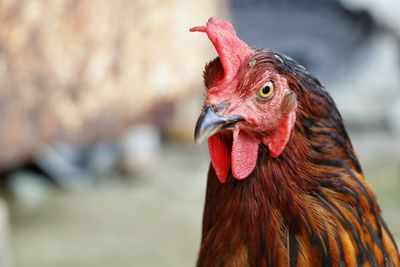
[
  {"left": 10, "top": 140, "right": 400, "bottom": 267},
  {"left": 10, "top": 143, "right": 208, "bottom": 267}
]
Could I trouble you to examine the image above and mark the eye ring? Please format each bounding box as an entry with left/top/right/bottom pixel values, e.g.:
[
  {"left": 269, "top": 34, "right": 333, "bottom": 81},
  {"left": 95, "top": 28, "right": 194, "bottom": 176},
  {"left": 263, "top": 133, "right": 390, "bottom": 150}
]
[{"left": 257, "top": 80, "right": 274, "bottom": 100}]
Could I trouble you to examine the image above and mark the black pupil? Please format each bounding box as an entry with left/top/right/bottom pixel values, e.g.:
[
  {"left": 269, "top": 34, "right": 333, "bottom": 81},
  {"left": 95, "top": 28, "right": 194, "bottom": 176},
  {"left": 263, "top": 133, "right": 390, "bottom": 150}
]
[{"left": 262, "top": 85, "right": 271, "bottom": 95}]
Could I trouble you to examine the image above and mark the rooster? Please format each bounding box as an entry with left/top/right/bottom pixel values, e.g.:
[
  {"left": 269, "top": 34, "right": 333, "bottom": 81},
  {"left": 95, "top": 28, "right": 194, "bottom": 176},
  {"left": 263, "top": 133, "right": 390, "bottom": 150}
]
[{"left": 191, "top": 18, "right": 399, "bottom": 266}]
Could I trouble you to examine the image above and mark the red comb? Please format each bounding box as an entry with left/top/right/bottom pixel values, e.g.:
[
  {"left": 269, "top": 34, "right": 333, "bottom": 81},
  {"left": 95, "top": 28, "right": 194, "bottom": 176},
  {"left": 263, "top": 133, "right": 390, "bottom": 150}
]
[{"left": 190, "top": 17, "right": 253, "bottom": 95}]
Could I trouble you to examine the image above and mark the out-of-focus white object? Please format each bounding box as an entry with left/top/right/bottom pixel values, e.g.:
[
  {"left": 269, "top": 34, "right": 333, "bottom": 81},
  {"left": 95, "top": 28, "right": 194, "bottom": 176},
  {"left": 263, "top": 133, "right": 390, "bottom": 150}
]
[
  {"left": 120, "top": 124, "right": 162, "bottom": 175},
  {"left": 9, "top": 172, "right": 50, "bottom": 208},
  {"left": 388, "top": 99, "right": 400, "bottom": 135},
  {"left": 0, "top": 199, "right": 9, "bottom": 267}
]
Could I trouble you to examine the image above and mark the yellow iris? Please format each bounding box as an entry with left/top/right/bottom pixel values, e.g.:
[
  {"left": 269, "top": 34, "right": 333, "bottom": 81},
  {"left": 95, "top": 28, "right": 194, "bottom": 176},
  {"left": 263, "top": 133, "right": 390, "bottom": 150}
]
[{"left": 258, "top": 80, "right": 274, "bottom": 99}]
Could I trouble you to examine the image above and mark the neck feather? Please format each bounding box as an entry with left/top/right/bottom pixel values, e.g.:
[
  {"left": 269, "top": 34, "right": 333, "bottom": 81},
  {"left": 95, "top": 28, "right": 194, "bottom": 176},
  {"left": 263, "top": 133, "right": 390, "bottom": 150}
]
[{"left": 197, "top": 87, "right": 381, "bottom": 267}]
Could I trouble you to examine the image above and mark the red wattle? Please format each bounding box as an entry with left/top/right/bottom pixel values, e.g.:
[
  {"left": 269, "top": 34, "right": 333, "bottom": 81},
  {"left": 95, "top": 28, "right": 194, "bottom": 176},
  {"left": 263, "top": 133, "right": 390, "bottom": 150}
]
[
  {"left": 208, "top": 135, "right": 230, "bottom": 183},
  {"left": 262, "top": 111, "right": 296, "bottom": 158},
  {"left": 231, "top": 129, "right": 260, "bottom": 179}
]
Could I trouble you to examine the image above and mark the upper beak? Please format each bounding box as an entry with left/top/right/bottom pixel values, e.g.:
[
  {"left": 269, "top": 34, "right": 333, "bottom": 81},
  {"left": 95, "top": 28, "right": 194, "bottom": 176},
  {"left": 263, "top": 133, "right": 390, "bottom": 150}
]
[{"left": 194, "top": 105, "right": 243, "bottom": 144}]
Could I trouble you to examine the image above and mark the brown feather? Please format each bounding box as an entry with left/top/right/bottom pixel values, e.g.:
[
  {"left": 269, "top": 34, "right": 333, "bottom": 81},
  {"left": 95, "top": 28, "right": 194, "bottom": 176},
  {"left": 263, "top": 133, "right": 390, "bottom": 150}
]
[{"left": 196, "top": 50, "right": 400, "bottom": 266}]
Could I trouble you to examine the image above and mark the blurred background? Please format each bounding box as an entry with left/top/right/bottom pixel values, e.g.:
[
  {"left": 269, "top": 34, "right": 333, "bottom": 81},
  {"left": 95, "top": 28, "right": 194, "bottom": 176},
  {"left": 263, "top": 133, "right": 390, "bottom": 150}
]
[{"left": 0, "top": 0, "right": 399, "bottom": 266}]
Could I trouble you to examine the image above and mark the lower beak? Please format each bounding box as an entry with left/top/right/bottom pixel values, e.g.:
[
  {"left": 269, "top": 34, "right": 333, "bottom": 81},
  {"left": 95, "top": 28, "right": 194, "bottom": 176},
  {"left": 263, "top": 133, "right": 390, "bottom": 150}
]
[{"left": 194, "top": 105, "right": 243, "bottom": 144}]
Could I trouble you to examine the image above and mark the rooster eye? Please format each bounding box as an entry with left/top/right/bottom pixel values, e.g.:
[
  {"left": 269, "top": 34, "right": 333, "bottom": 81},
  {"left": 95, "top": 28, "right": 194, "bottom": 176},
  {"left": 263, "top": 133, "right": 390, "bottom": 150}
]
[{"left": 257, "top": 80, "right": 274, "bottom": 100}]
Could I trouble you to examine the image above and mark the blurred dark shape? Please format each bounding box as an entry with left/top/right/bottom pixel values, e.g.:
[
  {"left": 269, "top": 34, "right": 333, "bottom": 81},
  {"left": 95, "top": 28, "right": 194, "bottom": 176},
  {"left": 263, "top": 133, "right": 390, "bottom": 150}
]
[
  {"left": 3, "top": 123, "right": 162, "bottom": 190},
  {"left": 34, "top": 143, "right": 103, "bottom": 189},
  {"left": 339, "top": 0, "right": 400, "bottom": 37},
  {"left": 228, "top": 0, "right": 375, "bottom": 83}
]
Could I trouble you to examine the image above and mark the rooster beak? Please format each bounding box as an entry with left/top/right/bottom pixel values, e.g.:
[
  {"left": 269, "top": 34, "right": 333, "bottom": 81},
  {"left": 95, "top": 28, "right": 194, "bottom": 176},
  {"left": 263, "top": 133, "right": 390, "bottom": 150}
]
[{"left": 194, "top": 105, "right": 243, "bottom": 144}]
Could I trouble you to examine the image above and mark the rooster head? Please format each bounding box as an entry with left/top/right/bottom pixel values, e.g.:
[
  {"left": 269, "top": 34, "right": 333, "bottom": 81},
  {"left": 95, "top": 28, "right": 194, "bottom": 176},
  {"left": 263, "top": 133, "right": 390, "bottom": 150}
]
[{"left": 191, "top": 18, "right": 297, "bottom": 183}]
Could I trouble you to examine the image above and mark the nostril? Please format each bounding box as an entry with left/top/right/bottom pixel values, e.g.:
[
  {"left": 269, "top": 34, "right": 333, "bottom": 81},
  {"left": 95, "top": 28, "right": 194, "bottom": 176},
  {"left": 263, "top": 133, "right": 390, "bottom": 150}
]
[{"left": 214, "top": 101, "right": 229, "bottom": 113}]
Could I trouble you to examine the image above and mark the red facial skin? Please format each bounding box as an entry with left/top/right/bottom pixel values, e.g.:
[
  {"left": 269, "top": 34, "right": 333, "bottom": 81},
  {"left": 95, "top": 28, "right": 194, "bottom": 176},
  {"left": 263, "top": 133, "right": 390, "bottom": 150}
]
[
  {"left": 213, "top": 70, "right": 294, "bottom": 134},
  {"left": 208, "top": 65, "right": 297, "bottom": 182},
  {"left": 192, "top": 18, "right": 297, "bottom": 182}
]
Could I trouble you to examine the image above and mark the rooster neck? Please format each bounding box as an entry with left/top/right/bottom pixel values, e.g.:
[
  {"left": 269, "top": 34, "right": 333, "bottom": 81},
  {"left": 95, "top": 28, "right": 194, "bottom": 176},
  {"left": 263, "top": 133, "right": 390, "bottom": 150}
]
[
  {"left": 207, "top": 109, "right": 358, "bottom": 222},
  {"left": 251, "top": 108, "right": 361, "bottom": 223},
  {"left": 198, "top": 120, "right": 400, "bottom": 267},
  {"left": 197, "top": 49, "right": 400, "bottom": 267},
  {"left": 198, "top": 112, "right": 373, "bottom": 266}
]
